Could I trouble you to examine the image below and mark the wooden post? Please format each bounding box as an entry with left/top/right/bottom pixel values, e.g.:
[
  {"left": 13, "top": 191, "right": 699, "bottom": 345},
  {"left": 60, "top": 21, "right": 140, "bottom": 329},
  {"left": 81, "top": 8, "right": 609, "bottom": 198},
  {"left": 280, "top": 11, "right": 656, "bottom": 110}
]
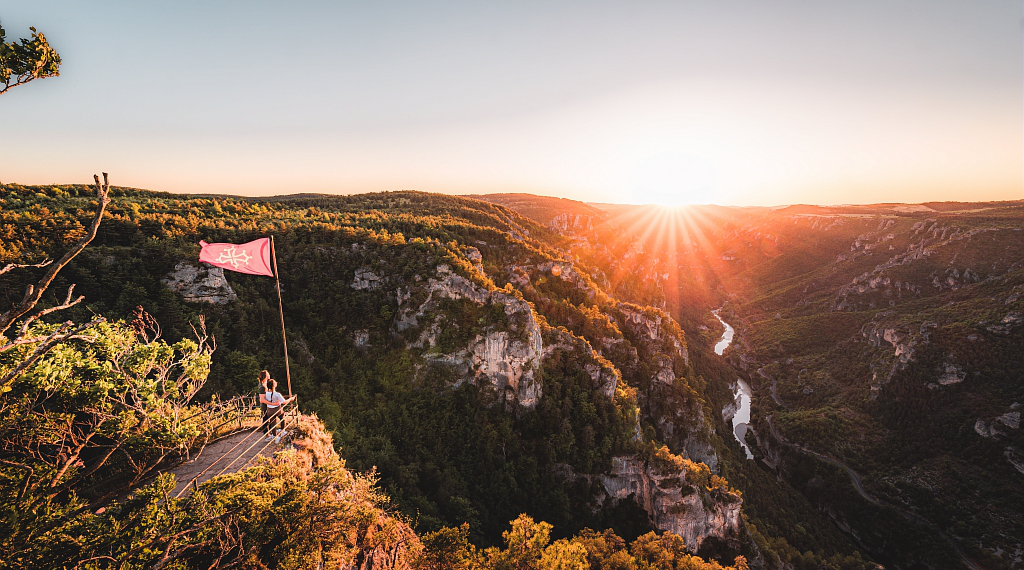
[{"left": 270, "top": 236, "right": 292, "bottom": 397}]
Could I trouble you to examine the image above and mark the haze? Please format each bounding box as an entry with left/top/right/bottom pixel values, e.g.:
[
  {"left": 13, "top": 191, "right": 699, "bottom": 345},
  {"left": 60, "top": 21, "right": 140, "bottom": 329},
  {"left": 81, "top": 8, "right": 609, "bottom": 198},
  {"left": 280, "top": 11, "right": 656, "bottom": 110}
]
[{"left": 0, "top": 0, "right": 1020, "bottom": 206}]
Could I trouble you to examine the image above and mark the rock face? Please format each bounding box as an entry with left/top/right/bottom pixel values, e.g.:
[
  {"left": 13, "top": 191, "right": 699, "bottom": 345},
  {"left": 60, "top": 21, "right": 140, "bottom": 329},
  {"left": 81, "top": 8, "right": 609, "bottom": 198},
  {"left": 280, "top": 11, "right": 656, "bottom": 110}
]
[
  {"left": 974, "top": 405, "right": 1021, "bottom": 439},
  {"left": 284, "top": 415, "right": 423, "bottom": 570},
  {"left": 163, "top": 263, "right": 237, "bottom": 304},
  {"left": 616, "top": 304, "right": 689, "bottom": 366},
  {"left": 549, "top": 212, "right": 595, "bottom": 234},
  {"left": 598, "top": 456, "right": 741, "bottom": 551},
  {"left": 860, "top": 322, "right": 921, "bottom": 393},
  {"left": 352, "top": 267, "right": 383, "bottom": 290},
  {"left": 986, "top": 312, "right": 1023, "bottom": 335},
  {"left": 464, "top": 331, "right": 542, "bottom": 408},
  {"left": 584, "top": 362, "right": 620, "bottom": 399},
  {"left": 401, "top": 264, "right": 544, "bottom": 408},
  {"left": 537, "top": 260, "right": 597, "bottom": 299},
  {"left": 936, "top": 363, "right": 965, "bottom": 386}
]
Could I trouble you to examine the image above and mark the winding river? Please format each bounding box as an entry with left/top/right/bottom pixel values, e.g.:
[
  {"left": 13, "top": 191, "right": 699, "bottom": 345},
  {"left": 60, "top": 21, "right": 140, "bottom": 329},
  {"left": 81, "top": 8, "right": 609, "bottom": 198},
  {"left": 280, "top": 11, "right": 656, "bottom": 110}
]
[
  {"left": 713, "top": 310, "right": 754, "bottom": 460},
  {"left": 712, "top": 310, "right": 734, "bottom": 356}
]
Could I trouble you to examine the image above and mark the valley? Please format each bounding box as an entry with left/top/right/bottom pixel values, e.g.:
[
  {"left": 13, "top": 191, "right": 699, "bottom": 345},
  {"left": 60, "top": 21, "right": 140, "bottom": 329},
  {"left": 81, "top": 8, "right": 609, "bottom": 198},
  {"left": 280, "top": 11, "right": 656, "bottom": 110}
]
[
  {"left": 0, "top": 184, "right": 1018, "bottom": 570},
  {"left": 477, "top": 194, "right": 1023, "bottom": 570}
]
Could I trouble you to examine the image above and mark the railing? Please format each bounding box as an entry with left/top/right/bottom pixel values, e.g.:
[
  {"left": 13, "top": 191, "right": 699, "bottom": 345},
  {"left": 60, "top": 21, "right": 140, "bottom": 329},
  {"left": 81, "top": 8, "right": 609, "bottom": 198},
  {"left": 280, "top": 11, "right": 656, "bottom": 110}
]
[
  {"left": 173, "top": 398, "right": 298, "bottom": 499},
  {"left": 78, "top": 393, "right": 262, "bottom": 504},
  {"left": 195, "top": 394, "right": 263, "bottom": 444}
]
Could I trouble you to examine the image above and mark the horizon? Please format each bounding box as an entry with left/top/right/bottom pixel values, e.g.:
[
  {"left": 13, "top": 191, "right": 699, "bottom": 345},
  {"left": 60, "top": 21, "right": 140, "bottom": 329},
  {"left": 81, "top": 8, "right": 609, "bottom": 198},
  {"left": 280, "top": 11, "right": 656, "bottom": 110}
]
[
  {"left": 5, "top": 181, "right": 1022, "bottom": 210},
  {"left": 1, "top": 1, "right": 1021, "bottom": 206}
]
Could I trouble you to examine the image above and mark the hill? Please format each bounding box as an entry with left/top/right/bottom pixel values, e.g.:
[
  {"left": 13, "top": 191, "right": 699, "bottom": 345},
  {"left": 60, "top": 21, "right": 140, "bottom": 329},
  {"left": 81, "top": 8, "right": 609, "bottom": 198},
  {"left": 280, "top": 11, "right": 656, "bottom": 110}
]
[
  {"left": 482, "top": 193, "right": 1024, "bottom": 570},
  {"left": 2, "top": 183, "right": 814, "bottom": 569}
]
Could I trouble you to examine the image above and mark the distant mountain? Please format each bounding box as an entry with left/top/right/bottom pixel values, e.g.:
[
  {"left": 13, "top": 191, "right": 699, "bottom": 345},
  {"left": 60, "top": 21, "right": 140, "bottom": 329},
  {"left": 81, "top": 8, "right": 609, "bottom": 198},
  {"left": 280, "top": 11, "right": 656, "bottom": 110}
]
[{"left": 469, "top": 193, "right": 610, "bottom": 226}]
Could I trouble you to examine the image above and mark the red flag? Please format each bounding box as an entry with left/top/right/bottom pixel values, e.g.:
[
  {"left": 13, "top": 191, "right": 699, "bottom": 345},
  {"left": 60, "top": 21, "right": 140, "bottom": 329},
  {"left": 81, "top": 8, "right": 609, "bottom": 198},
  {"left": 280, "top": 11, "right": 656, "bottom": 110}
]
[{"left": 199, "top": 238, "right": 274, "bottom": 276}]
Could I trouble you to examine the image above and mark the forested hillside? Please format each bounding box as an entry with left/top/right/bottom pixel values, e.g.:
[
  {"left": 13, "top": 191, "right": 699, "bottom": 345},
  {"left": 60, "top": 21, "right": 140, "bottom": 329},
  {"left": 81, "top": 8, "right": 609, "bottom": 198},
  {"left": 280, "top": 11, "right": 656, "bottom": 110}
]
[
  {"left": 478, "top": 194, "right": 1024, "bottom": 570},
  {"left": 0, "top": 183, "right": 881, "bottom": 569}
]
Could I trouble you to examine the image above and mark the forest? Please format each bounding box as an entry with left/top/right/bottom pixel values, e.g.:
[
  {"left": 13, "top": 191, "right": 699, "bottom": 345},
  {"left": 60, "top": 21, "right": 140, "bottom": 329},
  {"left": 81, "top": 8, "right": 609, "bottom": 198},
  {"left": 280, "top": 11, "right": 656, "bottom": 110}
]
[
  {"left": 0, "top": 182, "right": 889, "bottom": 569},
  {"left": 477, "top": 194, "right": 1023, "bottom": 570}
]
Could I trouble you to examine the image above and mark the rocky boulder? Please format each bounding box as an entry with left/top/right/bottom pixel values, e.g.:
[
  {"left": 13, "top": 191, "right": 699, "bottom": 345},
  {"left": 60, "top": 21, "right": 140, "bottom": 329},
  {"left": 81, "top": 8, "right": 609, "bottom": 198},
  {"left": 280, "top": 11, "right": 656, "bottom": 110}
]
[{"left": 162, "top": 262, "right": 237, "bottom": 304}]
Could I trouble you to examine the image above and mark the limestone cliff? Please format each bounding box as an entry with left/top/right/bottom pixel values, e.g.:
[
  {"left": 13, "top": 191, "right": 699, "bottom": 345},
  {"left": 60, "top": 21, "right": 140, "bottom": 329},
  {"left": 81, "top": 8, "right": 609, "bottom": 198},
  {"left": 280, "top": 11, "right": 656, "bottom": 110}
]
[
  {"left": 595, "top": 454, "right": 742, "bottom": 551},
  {"left": 397, "top": 264, "right": 544, "bottom": 408},
  {"left": 269, "top": 414, "right": 422, "bottom": 570},
  {"left": 162, "top": 262, "right": 237, "bottom": 304}
]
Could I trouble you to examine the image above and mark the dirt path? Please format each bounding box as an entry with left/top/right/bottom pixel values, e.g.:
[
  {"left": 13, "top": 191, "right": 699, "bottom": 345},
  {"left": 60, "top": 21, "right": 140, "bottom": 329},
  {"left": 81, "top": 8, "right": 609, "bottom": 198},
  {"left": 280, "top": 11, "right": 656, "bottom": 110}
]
[
  {"left": 756, "top": 367, "right": 789, "bottom": 410},
  {"left": 168, "top": 428, "right": 282, "bottom": 498}
]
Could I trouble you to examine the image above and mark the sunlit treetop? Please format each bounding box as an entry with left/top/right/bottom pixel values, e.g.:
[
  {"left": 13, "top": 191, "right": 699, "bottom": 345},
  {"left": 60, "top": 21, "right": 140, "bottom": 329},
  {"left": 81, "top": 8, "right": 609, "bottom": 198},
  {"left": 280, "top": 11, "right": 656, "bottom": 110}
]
[{"left": 0, "top": 21, "right": 61, "bottom": 96}]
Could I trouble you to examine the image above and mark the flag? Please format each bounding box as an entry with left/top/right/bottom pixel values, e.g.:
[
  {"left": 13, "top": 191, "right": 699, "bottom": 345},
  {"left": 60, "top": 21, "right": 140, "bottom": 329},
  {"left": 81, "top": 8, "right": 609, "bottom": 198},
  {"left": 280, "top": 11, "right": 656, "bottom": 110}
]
[{"left": 199, "top": 238, "right": 274, "bottom": 276}]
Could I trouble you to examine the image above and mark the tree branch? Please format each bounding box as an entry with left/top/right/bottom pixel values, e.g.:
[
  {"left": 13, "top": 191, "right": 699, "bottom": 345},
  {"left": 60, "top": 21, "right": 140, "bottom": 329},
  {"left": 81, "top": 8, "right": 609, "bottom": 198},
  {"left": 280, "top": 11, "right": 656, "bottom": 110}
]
[
  {"left": 17, "top": 284, "right": 84, "bottom": 339},
  {"left": 0, "top": 173, "right": 110, "bottom": 336},
  {"left": 0, "top": 458, "right": 34, "bottom": 501},
  {"left": 0, "top": 259, "right": 51, "bottom": 277},
  {"left": 0, "top": 317, "right": 105, "bottom": 389}
]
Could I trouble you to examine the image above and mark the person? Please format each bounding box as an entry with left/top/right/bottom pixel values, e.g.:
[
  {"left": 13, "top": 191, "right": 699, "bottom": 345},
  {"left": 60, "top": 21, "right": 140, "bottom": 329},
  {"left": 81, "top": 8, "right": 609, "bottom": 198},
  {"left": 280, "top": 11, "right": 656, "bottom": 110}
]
[
  {"left": 259, "top": 377, "right": 295, "bottom": 441},
  {"left": 257, "top": 370, "right": 271, "bottom": 434},
  {"left": 257, "top": 369, "right": 270, "bottom": 411}
]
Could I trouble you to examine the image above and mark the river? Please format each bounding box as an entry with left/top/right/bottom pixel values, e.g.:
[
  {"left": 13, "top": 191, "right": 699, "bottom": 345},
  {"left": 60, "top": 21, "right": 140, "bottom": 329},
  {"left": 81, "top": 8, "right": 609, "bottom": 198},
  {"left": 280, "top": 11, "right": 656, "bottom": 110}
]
[
  {"left": 713, "top": 310, "right": 754, "bottom": 460},
  {"left": 712, "top": 309, "right": 734, "bottom": 356}
]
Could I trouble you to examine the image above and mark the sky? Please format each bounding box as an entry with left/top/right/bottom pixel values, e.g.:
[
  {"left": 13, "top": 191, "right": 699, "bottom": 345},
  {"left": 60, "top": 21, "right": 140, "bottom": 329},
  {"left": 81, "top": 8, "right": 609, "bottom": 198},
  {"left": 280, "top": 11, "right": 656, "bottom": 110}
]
[{"left": 0, "top": 1, "right": 1021, "bottom": 206}]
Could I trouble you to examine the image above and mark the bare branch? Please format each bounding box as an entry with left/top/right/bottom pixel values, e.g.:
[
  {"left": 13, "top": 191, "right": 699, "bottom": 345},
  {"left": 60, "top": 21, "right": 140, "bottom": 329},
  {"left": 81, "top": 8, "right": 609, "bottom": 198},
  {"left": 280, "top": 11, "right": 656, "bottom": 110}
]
[
  {"left": 0, "top": 259, "right": 52, "bottom": 276},
  {"left": 17, "top": 284, "right": 84, "bottom": 338},
  {"left": 0, "top": 174, "right": 111, "bottom": 336},
  {"left": 0, "top": 332, "right": 98, "bottom": 352}
]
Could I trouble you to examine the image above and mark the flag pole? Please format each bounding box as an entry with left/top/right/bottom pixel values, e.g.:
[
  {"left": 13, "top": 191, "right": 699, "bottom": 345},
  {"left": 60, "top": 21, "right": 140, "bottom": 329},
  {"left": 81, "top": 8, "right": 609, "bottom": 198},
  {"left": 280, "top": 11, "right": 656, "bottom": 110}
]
[{"left": 270, "top": 235, "right": 292, "bottom": 397}]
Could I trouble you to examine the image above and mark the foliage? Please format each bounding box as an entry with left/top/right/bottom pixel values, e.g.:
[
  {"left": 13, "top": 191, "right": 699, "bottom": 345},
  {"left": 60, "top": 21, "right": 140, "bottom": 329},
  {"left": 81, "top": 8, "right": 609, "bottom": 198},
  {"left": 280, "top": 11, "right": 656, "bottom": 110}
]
[
  {"left": 0, "top": 185, "right": 702, "bottom": 546},
  {"left": 5, "top": 440, "right": 421, "bottom": 569},
  {"left": 0, "top": 21, "right": 61, "bottom": 95},
  {"left": 422, "top": 515, "right": 749, "bottom": 570},
  {"left": 0, "top": 317, "right": 221, "bottom": 556}
]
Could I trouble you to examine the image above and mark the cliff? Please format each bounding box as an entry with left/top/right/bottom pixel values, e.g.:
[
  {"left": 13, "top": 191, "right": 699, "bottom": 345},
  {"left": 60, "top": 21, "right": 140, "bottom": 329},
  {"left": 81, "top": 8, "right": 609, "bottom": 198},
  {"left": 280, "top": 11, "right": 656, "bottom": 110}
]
[{"left": 597, "top": 454, "right": 742, "bottom": 551}]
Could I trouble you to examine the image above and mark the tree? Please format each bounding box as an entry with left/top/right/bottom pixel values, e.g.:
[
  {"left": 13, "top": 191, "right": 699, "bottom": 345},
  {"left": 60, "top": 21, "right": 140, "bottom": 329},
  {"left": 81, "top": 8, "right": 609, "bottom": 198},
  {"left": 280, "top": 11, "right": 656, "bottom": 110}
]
[
  {"left": 0, "top": 174, "right": 110, "bottom": 389},
  {"left": 0, "top": 312, "right": 215, "bottom": 504},
  {"left": 0, "top": 20, "right": 61, "bottom": 96}
]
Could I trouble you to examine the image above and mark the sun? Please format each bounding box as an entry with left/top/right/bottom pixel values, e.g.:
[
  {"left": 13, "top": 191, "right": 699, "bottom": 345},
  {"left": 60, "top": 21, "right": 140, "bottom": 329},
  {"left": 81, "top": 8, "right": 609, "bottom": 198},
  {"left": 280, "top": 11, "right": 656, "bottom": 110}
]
[{"left": 620, "top": 151, "right": 722, "bottom": 207}]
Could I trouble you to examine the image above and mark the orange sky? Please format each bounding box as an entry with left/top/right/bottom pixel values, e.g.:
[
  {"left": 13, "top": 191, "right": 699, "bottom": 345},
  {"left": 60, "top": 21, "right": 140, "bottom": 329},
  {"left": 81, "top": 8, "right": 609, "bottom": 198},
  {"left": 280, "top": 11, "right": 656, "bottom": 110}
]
[{"left": 1, "top": 1, "right": 1020, "bottom": 206}]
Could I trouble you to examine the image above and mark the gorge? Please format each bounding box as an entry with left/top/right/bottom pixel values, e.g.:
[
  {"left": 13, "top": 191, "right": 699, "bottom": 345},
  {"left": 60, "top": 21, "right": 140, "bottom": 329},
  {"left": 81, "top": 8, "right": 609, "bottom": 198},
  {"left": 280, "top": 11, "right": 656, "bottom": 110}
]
[{"left": 1, "top": 185, "right": 1019, "bottom": 570}]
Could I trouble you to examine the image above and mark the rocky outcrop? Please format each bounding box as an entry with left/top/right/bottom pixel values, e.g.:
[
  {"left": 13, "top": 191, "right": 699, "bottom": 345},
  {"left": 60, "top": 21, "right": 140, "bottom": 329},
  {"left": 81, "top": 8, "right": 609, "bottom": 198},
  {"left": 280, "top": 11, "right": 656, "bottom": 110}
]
[
  {"left": 861, "top": 322, "right": 919, "bottom": 392},
  {"left": 975, "top": 404, "right": 1021, "bottom": 439},
  {"left": 597, "top": 455, "right": 741, "bottom": 551},
  {"left": 986, "top": 312, "right": 1022, "bottom": 335},
  {"left": 352, "top": 267, "right": 383, "bottom": 290},
  {"left": 584, "top": 362, "right": 620, "bottom": 399},
  {"left": 616, "top": 304, "right": 689, "bottom": 365},
  {"left": 549, "top": 212, "right": 595, "bottom": 235},
  {"left": 464, "top": 331, "right": 542, "bottom": 408},
  {"left": 544, "top": 326, "right": 622, "bottom": 400},
  {"left": 280, "top": 415, "right": 423, "bottom": 570},
  {"left": 537, "top": 260, "right": 598, "bottom": 300},
  {"left": 163, "top": 262, "right": 237, "bottom": 304},
  {"left": 464, "top": 246, "right": 486, "bottom": 275},
  {"left": 935, "top": 363, "right": 965, "bottom": 386},
  {"left": 402, "top": 265, "right": 544, "bottom": 408}
]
